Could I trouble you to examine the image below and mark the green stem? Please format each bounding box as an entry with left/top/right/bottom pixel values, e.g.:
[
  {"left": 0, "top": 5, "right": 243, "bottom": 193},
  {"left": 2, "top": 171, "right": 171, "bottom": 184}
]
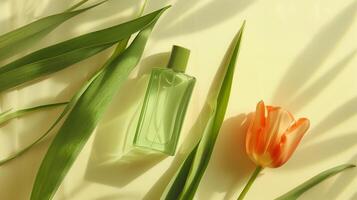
[{"left": 237, "top": 166, "right": 263, "bottom": 200}]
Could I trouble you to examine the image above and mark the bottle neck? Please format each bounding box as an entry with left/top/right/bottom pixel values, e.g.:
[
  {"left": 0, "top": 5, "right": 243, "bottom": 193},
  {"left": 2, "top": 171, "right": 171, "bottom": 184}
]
[{"left": 167, "top": 45, "right": 190, "bottom": 73}]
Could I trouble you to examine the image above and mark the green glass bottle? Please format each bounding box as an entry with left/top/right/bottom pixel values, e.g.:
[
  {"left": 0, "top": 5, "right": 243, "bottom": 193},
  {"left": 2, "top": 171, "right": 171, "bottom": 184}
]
[{"left": 133, "top": 45, "right": 196, "bottom": 155}]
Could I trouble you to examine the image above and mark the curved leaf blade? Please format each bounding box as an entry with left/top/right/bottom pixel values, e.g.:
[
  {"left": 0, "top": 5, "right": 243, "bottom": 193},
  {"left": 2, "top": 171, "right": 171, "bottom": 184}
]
[
  {"left": 0, "top": 7, "right": 168, "bottom": 92},
  {"left": 30, "top": 6, "right": 169, "bottom": 200},
  {"left": 162, "top": 22, "right": 245, "bottom": 200},
  {"left": 275, "top": 164, "right": 355, "bottom": 200},
  {"left": 0, "top": 102, "right": 68, "bottom": 165},
  {"left": 0, "top": 10, "right": 134, "bottom": 167},
  {"left": 0, "top": 67, "right": 104, "bottom": 166},
  {"left": 0, "top": 102, "right": 67, "bottom": 125},
  {"left": 0, "top": 1, "right": 104, "bottom": 60},
  {"left": 0, "top": 44, "right": 111, "bottom": 91}
]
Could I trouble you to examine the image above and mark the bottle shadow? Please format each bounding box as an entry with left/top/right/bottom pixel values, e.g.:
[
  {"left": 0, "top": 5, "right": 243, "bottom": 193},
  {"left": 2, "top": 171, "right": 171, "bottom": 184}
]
[{"left": 84, "top": 53, "right": 171, "bottom": 188}]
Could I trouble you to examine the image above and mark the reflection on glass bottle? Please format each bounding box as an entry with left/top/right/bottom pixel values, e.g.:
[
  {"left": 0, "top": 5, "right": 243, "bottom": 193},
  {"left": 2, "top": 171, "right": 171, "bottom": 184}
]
[{"left": 133, "top": 45, "right": 196, "bottom": 155}]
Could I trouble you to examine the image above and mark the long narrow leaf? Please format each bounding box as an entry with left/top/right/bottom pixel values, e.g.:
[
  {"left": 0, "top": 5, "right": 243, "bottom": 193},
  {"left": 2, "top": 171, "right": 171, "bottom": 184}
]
[
  {"left": 0, "top": 2, "right": 148, "bottom": 166},
  {"left": 162, "top": 22, "right": 245, "bottom": 200},
  {"left": 0, "top": 68, "right": 103, "bottom": 166},
  {"left": 30, "top": 6, "right": 169, "bottom": 200},
  {"left": 0, "top": 1, "right": 104, "bottom": 61},
  {"left": 0, "top": 102, "right": 67, "bottom": 165},
  {"left": 0, "top": 41, "right": 129, "bottom": 166},
  {"left": 0, "top": 102, "right": 67, "bottom": 125},
  {"left": 0, "top": 7, "right": 168, "bottom": 92},
  {"left": 275, "top": 164, "right": 355, "bottom": 200}
]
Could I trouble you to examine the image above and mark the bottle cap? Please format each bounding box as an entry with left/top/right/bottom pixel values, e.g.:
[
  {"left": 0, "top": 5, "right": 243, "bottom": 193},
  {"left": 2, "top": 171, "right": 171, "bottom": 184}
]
[{"left": 167, "top": 45, "right": 190, "bottom": 73}]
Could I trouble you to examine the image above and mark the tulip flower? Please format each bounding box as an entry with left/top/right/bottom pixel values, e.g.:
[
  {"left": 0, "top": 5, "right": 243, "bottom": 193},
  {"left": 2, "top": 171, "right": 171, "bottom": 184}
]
[{"left": 237, "top": 100, "right": 310, "bottom": 200}]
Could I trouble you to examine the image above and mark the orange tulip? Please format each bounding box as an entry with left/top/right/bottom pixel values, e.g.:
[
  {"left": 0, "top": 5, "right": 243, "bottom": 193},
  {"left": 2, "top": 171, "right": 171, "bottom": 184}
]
[{"left": 246, "top": 100, "right": 310, "bottom": 168}]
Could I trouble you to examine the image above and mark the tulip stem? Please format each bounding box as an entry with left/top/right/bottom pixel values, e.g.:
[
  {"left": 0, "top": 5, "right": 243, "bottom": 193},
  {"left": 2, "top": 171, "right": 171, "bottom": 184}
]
[{"left": 237, "top": 166, "right": 263, "bottom": 200}]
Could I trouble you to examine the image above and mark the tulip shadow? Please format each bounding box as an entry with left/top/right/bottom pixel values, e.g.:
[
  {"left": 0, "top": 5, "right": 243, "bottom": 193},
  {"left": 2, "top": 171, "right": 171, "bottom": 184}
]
[
  {"left": 285, "top": 132, "right": 357, "bottom": 169},
  {"left": 272, "top": 1, "right": 357, "bottom": 106},
  {"left": 195, "top": 114, "right": 256, "bottom": 200},
  {"left": 84, "top": 53, "right": 170, "bottom": 188},
  {"left": 150, "top": 0, "right": 255, "bottom": 39}
]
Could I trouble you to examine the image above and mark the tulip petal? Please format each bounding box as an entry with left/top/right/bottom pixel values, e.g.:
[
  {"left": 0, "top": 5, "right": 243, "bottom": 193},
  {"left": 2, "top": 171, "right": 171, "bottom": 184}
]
[
  {"left": 246, "top": 101, "right": 265, "bottom": 156},
  {"left": 265, "top": 107, "right": 294, "bottom": 153},
  {"left": 252, "top": 100, "right": 266, "bottom": 132},
  {"left": 273, "top": 118, "right": 310, "bottom": 167}
]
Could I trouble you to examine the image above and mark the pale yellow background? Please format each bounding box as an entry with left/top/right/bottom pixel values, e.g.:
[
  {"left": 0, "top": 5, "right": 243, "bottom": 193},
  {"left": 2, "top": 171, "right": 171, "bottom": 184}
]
[{"left": 0, "top": 0, "right": 356, "bottom": 199}]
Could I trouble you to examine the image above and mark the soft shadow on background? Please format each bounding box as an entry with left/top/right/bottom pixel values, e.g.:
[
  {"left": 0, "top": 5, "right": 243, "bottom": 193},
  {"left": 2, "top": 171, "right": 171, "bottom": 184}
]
[
  {"left": 324, "top": 153, "right": 357, "bottom": 200},
  {"left": 272, "top": 1, "right": 357, "bottom": 107},
  {"left": 270, "top": 0, "right": 357, "bottom": 173},
  {"left": 298, "top": 153, "right": 357, "bottom": 200},
  {"left": 149, "top": 0, "right": 255, "bottom": 39}
]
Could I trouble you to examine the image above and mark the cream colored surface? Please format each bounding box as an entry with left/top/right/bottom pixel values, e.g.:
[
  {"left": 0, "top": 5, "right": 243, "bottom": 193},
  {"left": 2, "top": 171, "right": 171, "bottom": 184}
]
[{"left": 0, "top": 0, "right": 356, "bottom": 199}]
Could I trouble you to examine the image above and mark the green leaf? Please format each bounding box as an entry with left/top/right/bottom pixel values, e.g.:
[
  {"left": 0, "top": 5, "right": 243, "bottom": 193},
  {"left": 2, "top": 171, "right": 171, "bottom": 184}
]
[
  {"left": 0, "top": 67, "right": 101, "bottom": 167},
  {"left": 0, "top": 7, "right": 168, "bottom": 92},
  {"left": 0, "top": 1, "right": 146, "bottom": 166},
  {"left": 0, "top": 0, "right": 104, "bottom": 61},
  {"left": 275, "top": 164, "right": 356, "bottom": 200},
  {"left": 0, "top": 102, "right": 67, "bottom": 165},
  {"left": 162, "top": 21, "right": 245, "bottom": 200},
  {"left": 30, "top": 6, "right": 169, "bottom": 200},
  {"left": 0, "top": 102, "right": 67, "bottom": 125}
]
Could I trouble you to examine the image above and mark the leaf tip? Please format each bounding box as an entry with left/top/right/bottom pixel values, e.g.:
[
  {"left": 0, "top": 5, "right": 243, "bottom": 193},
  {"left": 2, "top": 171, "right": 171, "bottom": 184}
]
[{"left": 162, "top": 5, "right": 172, "bottom": 11}]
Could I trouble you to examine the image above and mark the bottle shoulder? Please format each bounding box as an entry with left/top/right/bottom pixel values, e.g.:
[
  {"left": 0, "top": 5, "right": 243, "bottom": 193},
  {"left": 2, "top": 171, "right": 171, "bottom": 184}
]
[{"left": 151, "top": 67, "right": 196, "bottom": 81}]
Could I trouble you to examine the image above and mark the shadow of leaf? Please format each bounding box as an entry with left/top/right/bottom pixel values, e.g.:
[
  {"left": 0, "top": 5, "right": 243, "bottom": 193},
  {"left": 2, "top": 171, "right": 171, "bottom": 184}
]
[
  {"left": 272, "top": 1, "right": 357, "bottom": 105},
  {"left": 284, "top": 132, "right": 357, "bottom": 169},
  {"left": 288, "top": 50, "right": 356, "bottom": 112},
  {"left": 150, "top": 0, "right": 254, "bottom": 39},
  {"left": 309, "top": 97, "right": 357, "bottom": 140},
  {"left": 323, "top": 153, "right": 357, "bottom": 200}
]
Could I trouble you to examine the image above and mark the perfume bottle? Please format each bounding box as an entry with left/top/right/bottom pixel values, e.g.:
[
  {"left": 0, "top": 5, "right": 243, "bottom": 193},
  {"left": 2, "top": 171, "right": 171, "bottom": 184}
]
[{"left": 133, "top": 45, "right": 196, "bottom": 155}]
